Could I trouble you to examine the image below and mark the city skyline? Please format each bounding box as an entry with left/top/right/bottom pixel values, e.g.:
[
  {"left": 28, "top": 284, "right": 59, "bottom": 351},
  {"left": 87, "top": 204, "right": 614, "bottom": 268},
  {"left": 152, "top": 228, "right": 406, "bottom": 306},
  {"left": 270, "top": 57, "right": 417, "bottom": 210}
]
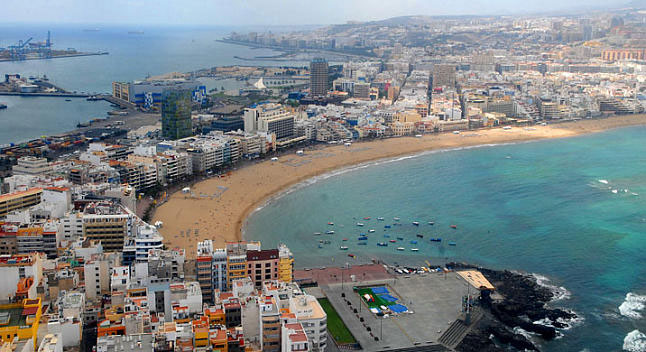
[{"left": 1, "top": 0, "right": 633, "bottom": 26}]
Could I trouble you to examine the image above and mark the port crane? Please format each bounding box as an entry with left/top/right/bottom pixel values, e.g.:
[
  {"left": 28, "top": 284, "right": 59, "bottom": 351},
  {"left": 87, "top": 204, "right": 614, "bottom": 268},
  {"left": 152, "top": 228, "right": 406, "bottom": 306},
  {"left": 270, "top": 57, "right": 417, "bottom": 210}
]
[
  {"left": 8, "top": 37, "right": 33, "bottom": 60},
  {"left": 6, "top": 31, "right": 53, "bottom": 60}
]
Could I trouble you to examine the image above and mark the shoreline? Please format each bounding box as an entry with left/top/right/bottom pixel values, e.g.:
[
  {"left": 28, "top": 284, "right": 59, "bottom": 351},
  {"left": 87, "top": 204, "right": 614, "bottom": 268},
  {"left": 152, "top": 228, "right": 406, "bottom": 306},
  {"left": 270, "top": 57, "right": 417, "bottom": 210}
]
[{"left": 153, "top": 115, "right": 646, "bottom": 258}]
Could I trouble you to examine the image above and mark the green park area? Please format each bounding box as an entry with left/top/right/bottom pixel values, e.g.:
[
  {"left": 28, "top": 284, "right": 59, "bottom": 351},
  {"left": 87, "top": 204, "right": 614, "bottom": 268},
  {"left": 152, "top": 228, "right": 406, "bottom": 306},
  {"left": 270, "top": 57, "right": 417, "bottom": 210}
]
[{"left": 317, "top": 298, "right": 357, "bottom": 344}]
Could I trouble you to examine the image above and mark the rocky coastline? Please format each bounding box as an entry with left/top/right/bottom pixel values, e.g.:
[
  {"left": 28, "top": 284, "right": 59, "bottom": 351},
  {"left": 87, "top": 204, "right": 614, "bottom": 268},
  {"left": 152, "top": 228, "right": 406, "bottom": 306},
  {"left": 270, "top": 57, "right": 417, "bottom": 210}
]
[{"left": 450, "top": 263, "right": 577, "bottom": 352}]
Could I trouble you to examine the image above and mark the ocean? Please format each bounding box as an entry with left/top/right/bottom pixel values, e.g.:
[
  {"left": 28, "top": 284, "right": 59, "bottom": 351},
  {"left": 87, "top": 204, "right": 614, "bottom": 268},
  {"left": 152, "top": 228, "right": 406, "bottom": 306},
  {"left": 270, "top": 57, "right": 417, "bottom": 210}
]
[
  {"left": 0, "top": 24, "right": 305, "bottom": 144},
  {"left": 244, "top": 126, "right": 646, "bottom": 351}
]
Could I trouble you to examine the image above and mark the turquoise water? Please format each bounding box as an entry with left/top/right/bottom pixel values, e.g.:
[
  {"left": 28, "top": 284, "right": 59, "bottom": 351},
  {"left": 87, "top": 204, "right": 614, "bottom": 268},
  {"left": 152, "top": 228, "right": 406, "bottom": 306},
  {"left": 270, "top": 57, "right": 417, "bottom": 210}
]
[{"left": 244, "top": 126, "right": 646, "bottom": 351}]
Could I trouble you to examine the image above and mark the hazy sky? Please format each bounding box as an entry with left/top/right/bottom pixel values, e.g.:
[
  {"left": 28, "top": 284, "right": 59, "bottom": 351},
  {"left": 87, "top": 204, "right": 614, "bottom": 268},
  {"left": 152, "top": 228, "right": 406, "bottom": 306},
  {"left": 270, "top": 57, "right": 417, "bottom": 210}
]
[{"left": 2, "top": 0, "right": 629, "bottom": 26}]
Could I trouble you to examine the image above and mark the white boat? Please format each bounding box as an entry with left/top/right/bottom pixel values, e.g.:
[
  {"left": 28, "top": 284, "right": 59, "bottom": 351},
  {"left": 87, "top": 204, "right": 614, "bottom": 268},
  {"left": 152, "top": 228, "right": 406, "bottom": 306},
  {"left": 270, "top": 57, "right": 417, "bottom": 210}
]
[
  {"left": 357, "top": 223, "right": 364, "bottom": 227},
  {"left": 612, "top": 189, "right": 618, "bottom": 194},
  {"left": 411, "top": 248, "right": 419, "bottom": 252},
  {"left": 394, "top": 217, "right": 400, "bottom": 221},
  {"left": 598, "top": 179, "right": 609, "bottom": 184},
  {"left": 340, "top": 246, "right": 348, "bottom": 250},
  {"left": 412, "top": 221, "right": 420, "bottom": 226},
  {"left": 271, "top": 157, "right": 279, "bottom": 161},
  {"left": 314, "top": 232, "right": 322, "bottom": 236},
  {"left": 397, "top": 247, "right": 405, "bottom": 251},
  {"left": 369, "top": 229, "right": 375, "bottom": 233},
  {"left": 377, "top": 217, "right": 385, "bottom": 221},
  {"left": 325, "top": 230, "right": 335, "bottom": 234}
]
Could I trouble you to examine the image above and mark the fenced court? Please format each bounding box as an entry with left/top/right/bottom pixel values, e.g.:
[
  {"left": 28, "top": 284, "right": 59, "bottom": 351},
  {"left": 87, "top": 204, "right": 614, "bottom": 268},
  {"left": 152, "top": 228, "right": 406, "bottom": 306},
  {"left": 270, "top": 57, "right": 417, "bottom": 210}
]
[{"left": 355, "top": 286, "right": 408, "bottom": 314}]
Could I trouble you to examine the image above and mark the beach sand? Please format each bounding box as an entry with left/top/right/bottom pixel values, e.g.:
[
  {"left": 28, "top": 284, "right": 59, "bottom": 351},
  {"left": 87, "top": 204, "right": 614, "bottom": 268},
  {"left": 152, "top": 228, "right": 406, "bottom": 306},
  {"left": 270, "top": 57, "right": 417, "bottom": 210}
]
[{"left": 153, "top": 115, "right": 646, "bottom": 258}]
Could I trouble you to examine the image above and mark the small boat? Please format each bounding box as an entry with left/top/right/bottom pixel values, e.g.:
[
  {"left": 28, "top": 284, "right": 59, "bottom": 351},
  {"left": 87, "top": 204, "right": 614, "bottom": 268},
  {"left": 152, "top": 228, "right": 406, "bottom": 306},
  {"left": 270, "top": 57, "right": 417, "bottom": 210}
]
[
  {"left": 410, "top": 240, "right": 418, "bottom": 244},
  {"left": 394, "top": 217, "right": 400, "bottom": 221},
  {"left": 65, "top": 98, "right": 72, "bottom": 102},
  {"left": 357, "top": 223, "right": 364, "bottom": 227},
  {"left": 348, "top": 254, "right": 356, "bottom": 258},
  {"left": 325, "top": 230, "right": 335, "bottom": 234},
  {"left": 340, "top": 246, "right": 349, "bottom": 250},
  {"left": 416, "top": 234, "right": 424, "bottom": 238},
  {"left": 430, "top": 238, "right": 442, "bottom": 242},
  {"left": 397, "top": 236, "right": 404, "bottom": 240},
  {"left": 369, "top": 229, "right": 376, "bottom": 233},
  {"left": 323, "top": 240, "right": 331, "bottom": 244},
  {"left": 389, "top": 239, "right": 397, "bottom": 243},
  {"left": 397, "top": 247, "right": 405, "bottom": 251},
  {"left": 413, "top": 221, "right": 420, "bottom": 226},
  {"left": 358, "top": 236, "right": 368, "bottom": 241},
  {"left": 363, "top": 217, "right": 371, "bottom": 220},
  {"left": 318, "top": 244, "right": 323, "bottom": 248},
  {"left": 384, "top": 225, "right": 391, "bottom": 229},
  {"left": 411, "top": 248, "right": 419, "bottom": 252},
  {"left": 342, "top": 238, "right": 348, "bottom": 241},
  {"left": 377, "top": 242, "right": 388, "bottom": 247},
  {"left": 384, "top": 234, "right": 390, "bottom": 238},
  {"left": 328, "top": 222, "right": 334, "bottom": 226},
  {"left": 448, "top": 242, "right": 456, "bottom": 246},
  {"left": 314, "top": 232, "right": 322, "bottom": 236},
  {"left": 428, "top": 222, "right": 434, "bottom": 225},
  {"left": 0, "top": 103, "right": 7, "bottom": 109},
  {"left": 377, "top": 217, "right": 385, "bottom": 221},
  {"left": 450, "top": 225, "right": 457, "bottom": 229},
  {"left": 357, "top": 242, "right": 367, "bottom": 246}
]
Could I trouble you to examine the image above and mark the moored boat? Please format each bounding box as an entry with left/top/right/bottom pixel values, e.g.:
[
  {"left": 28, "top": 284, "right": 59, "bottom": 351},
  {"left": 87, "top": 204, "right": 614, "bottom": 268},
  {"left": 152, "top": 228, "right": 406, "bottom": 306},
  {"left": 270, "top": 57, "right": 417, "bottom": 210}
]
[
  {"left": 358, "top": 236, "right": 368, "bottom": 241},
  {"left": 369, "top": 229, "right": 375, "bottom": 233},
  {"left": 394, "top": 217, "right": 400, "bottom": 221},
  {"left": 413, "top": 221, "right": 420, "bottom": 226},
  {"left": 389, "top": 239, "right": 397, "bottom": 243},
  {"left": 328, "top": 222, "right": 334, "bottom": 225},
  {"left": 428, "top": 221, "right": 434, "bottom": 225},
  {"left": 410, "top": 240, "right": 417, "bottom": 244},
  {"left": 416, "top": 234, "right": 424, "bottom": 238},
  {"left": 325, "top": 230, "right": 335, "bottom": 234},
  {"left": 314, "top": 232, "right": 322, "bottom": 236},
  {"left": 450, "top": 225, "right": 457, "bottom": 229},
  {"left": 430, "top": 238, "right": 442, "bottom": 242},
  {"left": 363, "top": 217, "right": 371, "bottom": 220},
  {"left": 377, "top": 242, "right": 388, "bottom": 247},
  {"left": 357, "top": 223, "right": 364, "bottom": 227},
  {"left": 411, "top": 248, "right": 419, "bottom": 252},
  {"left": 397, "top": 236, "right": 404, "bottom": 240},
  {"left": 397, "top": 247, "right": 405, "bottom": 251},
  {"left": 357, "top": 242, "right": 367, "bottom": 246},
  {"left": 384, "top": 225, "right": 391, "bottom": 229},
  {"left": 377, "top": 217, "right": 385, "bottom": 221},
  {"left": 340, "top": 246, "right": 349, "bottom": 250},
  {"left": 448, "top": 242, "right": 456, "bottom": 246}
]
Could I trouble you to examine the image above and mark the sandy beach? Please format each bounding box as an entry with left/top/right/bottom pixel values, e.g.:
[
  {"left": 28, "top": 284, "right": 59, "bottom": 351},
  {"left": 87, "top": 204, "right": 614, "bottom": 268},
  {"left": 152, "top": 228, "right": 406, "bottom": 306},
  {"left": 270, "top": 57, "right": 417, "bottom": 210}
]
[{"left": 153, "top": 115, "right": 646, "bottom": 258}]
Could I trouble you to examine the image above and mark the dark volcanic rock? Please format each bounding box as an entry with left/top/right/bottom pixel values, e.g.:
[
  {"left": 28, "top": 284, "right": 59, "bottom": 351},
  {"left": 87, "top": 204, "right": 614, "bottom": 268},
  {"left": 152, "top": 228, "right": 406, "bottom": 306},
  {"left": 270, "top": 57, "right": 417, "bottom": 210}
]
[{"left": 451, "top": 262, "right": 577, "bottom": 352}]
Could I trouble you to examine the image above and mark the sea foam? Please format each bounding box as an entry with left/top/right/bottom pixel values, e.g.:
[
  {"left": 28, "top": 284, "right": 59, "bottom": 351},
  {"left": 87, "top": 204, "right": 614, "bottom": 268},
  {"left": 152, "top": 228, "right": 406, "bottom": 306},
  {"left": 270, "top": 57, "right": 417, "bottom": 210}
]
[
  {"left": 619, "top": 293, "right": 646, "bottom": 319},
  {"left": 532, "top": 273, "right": 571, "bottom": 301},
  {"left": 623, "top": 330, "right": 646, "bottom": 352}
]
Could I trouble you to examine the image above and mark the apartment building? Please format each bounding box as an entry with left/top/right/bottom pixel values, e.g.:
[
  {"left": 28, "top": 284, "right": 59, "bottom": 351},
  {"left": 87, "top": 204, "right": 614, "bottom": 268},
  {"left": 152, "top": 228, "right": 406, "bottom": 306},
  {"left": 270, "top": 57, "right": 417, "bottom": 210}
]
[{"left": 0, "top": 188, "right": 42, "bottom": 218}]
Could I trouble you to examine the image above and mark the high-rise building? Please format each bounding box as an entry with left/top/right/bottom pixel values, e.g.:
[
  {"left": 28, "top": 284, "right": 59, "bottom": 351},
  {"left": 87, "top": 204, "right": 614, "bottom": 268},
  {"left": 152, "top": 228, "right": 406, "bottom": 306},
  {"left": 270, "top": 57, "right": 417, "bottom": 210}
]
[
  {"left": 432, "top": 64, "right": 456, "bottom": 89},
  {"left": 243, "top": 103, "right": 295, "bottom": 140},
  {"left": 161, "top": 89, "right": 193, "bottom": 140},
  {"left": 309, "top": 58, "right": 328, "bottom": 96}
]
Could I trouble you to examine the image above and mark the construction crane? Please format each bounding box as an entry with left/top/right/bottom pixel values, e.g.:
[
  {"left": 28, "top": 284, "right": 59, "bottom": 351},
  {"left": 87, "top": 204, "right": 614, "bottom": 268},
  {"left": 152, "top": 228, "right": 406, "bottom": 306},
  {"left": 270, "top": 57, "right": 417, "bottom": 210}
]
[{"left": 8, "top": 37, "right": 33, "bottom": 60}]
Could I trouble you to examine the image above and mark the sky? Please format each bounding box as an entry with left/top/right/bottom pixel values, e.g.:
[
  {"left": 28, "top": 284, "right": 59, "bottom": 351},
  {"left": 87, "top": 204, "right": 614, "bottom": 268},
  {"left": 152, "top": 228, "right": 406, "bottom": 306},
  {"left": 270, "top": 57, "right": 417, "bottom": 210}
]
[{"left": 2, "top": 0, "right": 630, "bottom": 27}]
